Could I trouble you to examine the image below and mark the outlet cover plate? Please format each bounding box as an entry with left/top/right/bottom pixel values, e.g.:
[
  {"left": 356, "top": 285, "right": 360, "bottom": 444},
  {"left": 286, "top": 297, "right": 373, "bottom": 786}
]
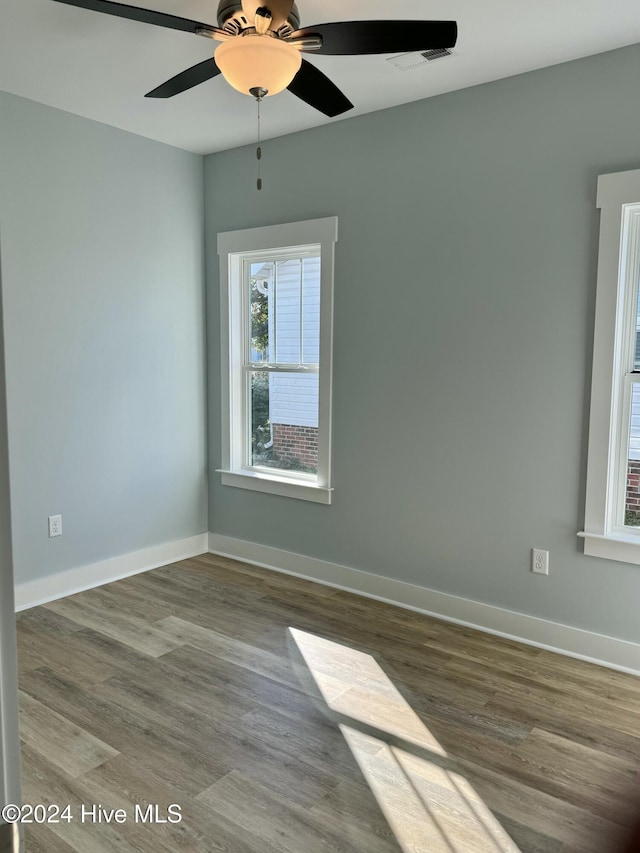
[
  {"left": 48, "top": 514, "right": 62, "bottom": 538},
  {"left": 532, "top": 548, "right": 549, "bottom": 575}
]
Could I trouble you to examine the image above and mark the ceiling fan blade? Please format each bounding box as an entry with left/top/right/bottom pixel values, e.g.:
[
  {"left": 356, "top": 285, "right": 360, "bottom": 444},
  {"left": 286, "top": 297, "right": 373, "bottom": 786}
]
[
  {"left": 145, "top": 57, "right": 221, "bottom": 98},
  {"left": 51, "top": 0, "right": 219, "bottom": 35},
  {"left": 287, "top": 59, "right": 353, "bottom": 117},
  {"left": 290, "top": 20, "right": 458, "bottom": 55}
]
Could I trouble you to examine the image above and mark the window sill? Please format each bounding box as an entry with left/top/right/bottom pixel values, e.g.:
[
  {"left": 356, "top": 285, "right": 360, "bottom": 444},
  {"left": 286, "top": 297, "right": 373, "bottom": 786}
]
[
  {"left": 578, "top": 530, "right": 640, "bottom": 565},
  {"left": 217, "top": 469, "right": 332, "bottom": 504}
]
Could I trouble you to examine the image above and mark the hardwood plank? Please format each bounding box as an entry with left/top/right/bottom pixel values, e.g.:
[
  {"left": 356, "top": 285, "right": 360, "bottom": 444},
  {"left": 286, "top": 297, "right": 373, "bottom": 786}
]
[
  {"left": 158, "top": 599, "right": 293, "bottom": 655},
  {"left": 535, "top": 649, "right": 640, "bottom": 698},
  {"left": 16, "top": 633, "right": 49, "bottom": 673},
  {"left": 422, "top": 714, "right": 638, "bottom": 825},
  {"left": 483, "top": 692, "right": 640, "bottom": 764},
  {"left": 515, "top": 728, "right": 638, "bottom": 823},
  {"left": 19, "top": 690, "right": 118, "bottom": 777},
  {"left": 189, "top": 553, "right": 339, "bottom": 598},
  {"left": 82, "top": 754, "right": 278, "bottom": 853},
  {"left": 20, "top": 745, "right": 181, "bottom": 853},
  {"left": 77, "top": 583, "right": 177, "bottom": 624},
  {"left": 308, "top": 779, "right": 399, "bottom": 848},
  {"left": 460, "top": 759, "right": 632, "bottom": 853},
  {"left": 17, "top": 608, "right": 87, "bottom": 673},
  {"left": 23, "top": 823, "right": 78, "bottom": 853},
  {"left": 17, "top": 607, "right": 85, "bottom": 635},
  {"left": 475, "top": 814, "right": 564, "bottom": 853},
  {"left": 127, "top": 562, "right": 268, "bottom": 609},
  {"left": 44, "top": 597, "right": 185, "bottom": 658},
  {"left": 16, "top": 624, "right": 145, "bottom": 687},
  {"left": 20, "top": 667, "right": 226, "bottom": 796},
  {"left": 197, "top": 769, "right": 399, "bottom": 853},
  {"left": 445, "top": 656, "right": 640, "bottom": 738},
  {"left": 153, "top": 615, "right": 299, "bottom": 689}
]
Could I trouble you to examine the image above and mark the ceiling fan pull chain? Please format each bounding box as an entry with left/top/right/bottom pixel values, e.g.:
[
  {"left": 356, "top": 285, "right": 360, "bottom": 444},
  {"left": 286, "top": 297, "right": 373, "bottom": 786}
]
[
  {"left": 256, "top": 94, "right": 262, "bottom": 191},
  {"left": 249, "top": 87, "right": 267, "bottom": 190}
]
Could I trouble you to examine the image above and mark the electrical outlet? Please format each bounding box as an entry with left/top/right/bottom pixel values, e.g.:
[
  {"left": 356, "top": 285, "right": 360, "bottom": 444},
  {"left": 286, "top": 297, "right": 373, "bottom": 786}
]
[
  {"left": 532, "top": 548, "right": 549, "bottom": 575},
  {"left": 48, "top": 514, "right": 62, "bottom": 538}
]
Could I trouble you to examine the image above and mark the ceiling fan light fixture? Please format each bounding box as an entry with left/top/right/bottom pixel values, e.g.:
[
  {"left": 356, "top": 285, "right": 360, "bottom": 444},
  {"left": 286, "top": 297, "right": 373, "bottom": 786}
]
[{"left": 215, "top": 34, "right": 302, "bottom": 96}]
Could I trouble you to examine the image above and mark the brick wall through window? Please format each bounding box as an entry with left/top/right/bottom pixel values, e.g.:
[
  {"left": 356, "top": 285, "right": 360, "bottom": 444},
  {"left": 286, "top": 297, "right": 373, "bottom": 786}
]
[
  {"left": 625, "top": 459, "right": 640, "bottom": 523},
  {"left": 271, "top": 424, "right": 318, "bottom": 471}
]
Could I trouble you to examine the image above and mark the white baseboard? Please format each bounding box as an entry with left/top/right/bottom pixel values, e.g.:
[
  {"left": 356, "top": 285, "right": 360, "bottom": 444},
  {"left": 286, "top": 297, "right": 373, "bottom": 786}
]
[
  {"left": 15, "top": 533, "right": 209, "bottom": 611},
  {"left": 208, "top": 533, "right": 640, "bottom": 676}
]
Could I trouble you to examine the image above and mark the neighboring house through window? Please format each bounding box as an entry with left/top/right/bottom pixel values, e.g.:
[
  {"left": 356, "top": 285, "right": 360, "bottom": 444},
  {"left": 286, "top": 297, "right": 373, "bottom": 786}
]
[
  {"left": 581, "top": 169, "right": 640, "bottom": 563},
  {"left": 217, "top": 217, "right": 337, "bottom": 504}
]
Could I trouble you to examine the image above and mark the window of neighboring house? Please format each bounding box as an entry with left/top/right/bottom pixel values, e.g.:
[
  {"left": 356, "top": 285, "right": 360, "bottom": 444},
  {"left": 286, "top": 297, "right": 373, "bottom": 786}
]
[
  {"left": 581, "top": 169, "right": 640, "bottom": 564},
  {"left": 217, "top": 217, "right": 337, "bottom": 503}
]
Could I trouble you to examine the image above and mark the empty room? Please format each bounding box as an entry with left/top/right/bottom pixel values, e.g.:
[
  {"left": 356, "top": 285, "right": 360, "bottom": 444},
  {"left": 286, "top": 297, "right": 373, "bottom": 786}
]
[{"left": 0, "top": 1, "right": 639, "bottom": 851}]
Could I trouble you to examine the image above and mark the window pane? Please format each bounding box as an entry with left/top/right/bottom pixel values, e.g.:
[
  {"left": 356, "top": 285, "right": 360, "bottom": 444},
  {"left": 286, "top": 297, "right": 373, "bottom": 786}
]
[
  {"left": 249, "top": 261, "right": 272, "bottom": 363},
  {"left": 625, "top": 383, "right": 640, "bottom": 525},
  {"left": 635, "top": 274, "right": 640, "bottom": 370},
  {"left": 274, "top": 259, "right": 302, "bottom": 364},
  {"left": 302, "top": 256, "right": 321, "bottom": 364},
  {"left": 249, "top": 371, "right": 318, "bottom": 474},
  {"left": 248, "top": 253, "right": 321, "bottom": 366}
]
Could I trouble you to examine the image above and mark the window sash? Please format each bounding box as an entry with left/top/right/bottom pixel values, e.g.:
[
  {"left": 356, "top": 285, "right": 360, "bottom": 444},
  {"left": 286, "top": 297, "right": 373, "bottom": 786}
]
[
  {"left": 243, "top": 365, "right": 319, "bottom": 373},
  {"left": 613, "top": 375, "right": 640, "bottom": 529},
  {"left": 242, "top": 368, "right": 320, "bottom": 477},
  {"left": 243, "top": 252, "right": 320, "bottom": 370}
]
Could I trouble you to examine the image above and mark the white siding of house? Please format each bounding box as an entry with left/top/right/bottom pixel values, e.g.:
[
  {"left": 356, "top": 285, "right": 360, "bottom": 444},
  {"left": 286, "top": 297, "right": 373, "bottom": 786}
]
[
  {"left": 270, "top": 374, "right": 319, "bottom": 427},
  {"left": 631, "top": 313, "right": 640, "bottom": 460},
  {"left": 269, "top": 256, "right": 320, "bottom": 428}
]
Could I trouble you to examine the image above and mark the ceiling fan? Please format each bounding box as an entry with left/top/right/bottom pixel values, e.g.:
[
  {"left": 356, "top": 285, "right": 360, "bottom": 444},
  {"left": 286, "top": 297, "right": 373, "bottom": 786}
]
[{"left": 51, "top": 0, "right": 458, "bottom": 117}]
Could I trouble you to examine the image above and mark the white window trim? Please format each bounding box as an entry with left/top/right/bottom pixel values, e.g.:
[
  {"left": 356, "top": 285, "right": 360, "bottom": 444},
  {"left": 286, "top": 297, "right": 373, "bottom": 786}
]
[
  {"left": 217, "top": 217, "right": 337, "bottom": 504},
  {"left": 580, "top": 169, "right": 640, "bottom": 564}
]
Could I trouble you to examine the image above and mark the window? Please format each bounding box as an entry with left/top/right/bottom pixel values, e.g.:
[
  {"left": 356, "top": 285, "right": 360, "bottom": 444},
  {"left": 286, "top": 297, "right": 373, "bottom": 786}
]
[
  {"left": 217, "top": 217, "right": 337, "bottom": 503},
  {"left": 581, "top": 170, "right": 640, "bottom": 563}
]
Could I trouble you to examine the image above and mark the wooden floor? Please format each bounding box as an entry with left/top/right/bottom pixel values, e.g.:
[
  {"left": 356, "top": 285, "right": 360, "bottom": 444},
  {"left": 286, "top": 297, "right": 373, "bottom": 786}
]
[{"left": 15, "top": 553, "right": 640, "bottom": 852}]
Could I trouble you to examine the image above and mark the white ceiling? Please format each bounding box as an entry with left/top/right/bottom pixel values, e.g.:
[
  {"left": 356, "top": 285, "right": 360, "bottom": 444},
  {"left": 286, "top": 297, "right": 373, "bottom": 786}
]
[{"left": 1, "top": 0, "right": 638, "bottom": 155}]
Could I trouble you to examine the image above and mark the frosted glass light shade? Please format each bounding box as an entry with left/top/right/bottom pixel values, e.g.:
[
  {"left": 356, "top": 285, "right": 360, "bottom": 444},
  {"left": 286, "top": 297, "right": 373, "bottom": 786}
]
[{"left": 215, "top": 34, "right": 302, "bottom": 96}]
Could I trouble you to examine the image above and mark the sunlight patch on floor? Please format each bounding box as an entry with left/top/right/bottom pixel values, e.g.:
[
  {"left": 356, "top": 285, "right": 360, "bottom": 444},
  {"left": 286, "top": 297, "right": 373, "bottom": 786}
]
[{"left": 289, "top": 627, "right": 521, "bottom": 853}]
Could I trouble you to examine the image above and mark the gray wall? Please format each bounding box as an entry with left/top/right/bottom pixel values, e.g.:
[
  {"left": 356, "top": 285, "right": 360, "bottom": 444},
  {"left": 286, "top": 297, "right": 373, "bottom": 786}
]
[
  {"left": 0, "top": 247, "right": 21, "bottom": 808},
  {"left": 205, "top": 45, "right": 640, "bottom": 644},
  {"left": 0, "top": 92, "right": 207, "bottom": 585}
]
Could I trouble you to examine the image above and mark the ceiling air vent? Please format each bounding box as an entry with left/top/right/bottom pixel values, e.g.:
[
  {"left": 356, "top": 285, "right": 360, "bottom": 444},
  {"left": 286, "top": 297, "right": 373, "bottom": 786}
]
[{"left": 386, "top": 48, "right": 454, "bottom": 71}]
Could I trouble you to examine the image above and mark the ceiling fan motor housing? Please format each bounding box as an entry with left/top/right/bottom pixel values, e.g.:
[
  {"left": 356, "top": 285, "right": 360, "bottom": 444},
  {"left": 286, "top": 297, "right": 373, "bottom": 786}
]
[{"left": 216, "top": 1, "right": 301, "bottom": 33}]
